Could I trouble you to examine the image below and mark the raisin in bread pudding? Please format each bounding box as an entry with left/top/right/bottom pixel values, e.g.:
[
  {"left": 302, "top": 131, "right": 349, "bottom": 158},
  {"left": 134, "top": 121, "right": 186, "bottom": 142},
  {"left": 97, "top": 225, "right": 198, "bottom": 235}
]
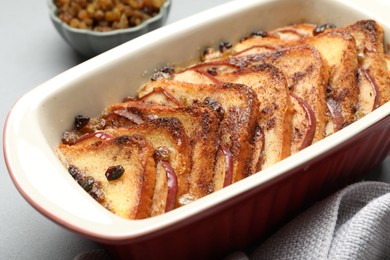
[
  {"left": 58, "top": 134, "right": 156, "bottom": 219},
  {"left": 57, "top": 19, "right": 390, "bottom": 220},
  {"left": 59, "top": 117, "right": 192, "bottom": 216},
  {"left": 102, "top": 100, "right": 220, "bottom": 202}
]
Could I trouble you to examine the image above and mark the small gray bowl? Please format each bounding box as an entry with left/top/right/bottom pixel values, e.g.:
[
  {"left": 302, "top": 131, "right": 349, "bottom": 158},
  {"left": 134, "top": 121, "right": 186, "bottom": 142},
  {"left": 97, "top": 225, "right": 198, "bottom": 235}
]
[{"left": 48, "top": 0, "right": 171, "bottom": 57}]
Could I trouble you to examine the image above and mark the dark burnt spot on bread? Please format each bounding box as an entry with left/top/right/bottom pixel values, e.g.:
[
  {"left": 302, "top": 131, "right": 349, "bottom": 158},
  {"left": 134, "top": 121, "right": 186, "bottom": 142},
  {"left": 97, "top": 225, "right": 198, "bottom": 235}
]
[
  {"left": 292, "top": 71, "right": 306, "bottom": 86},
  {"left": 115, "top": 135, "right": 132, "bottom": 145},
  {"left": 252, "top": 63, "right": 286, "bottom": 82},
  {"left": 361, "top": 20, "right": 379, "bottom": 38},
  {"left": 199, "top": 110, "right": 213, "bottom": 135},
  {"left": 267, "top": 117, "right": 276, "bottom": 130}
]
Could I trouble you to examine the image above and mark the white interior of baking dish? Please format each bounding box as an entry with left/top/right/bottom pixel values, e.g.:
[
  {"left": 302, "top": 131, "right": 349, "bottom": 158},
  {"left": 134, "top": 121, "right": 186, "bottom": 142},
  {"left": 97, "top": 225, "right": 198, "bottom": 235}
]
[{"left": 4, "top": 0, "right": 390, "bottom": 241}]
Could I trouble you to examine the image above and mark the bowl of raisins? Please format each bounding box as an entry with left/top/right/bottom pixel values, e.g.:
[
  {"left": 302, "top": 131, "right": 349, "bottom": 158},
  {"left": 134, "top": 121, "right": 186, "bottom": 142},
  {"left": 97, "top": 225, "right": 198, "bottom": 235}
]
[{"left": 48, "top": 0, "right": 171, "bottom": 57}]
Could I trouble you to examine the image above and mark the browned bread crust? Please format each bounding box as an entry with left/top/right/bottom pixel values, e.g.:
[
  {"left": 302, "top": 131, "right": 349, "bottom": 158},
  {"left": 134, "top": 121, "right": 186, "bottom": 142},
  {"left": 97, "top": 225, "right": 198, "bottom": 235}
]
[
  {"left": 230, "top": 45, "right": 329, "bottom": 146},
  {"left": 274, "top": 20, "right": 390, "bottom": 118},
  {"left": 214, "top": 64, "right": 293, "bottom": 169},
  {"left": 104, "top": 118, "right": 192, "bottom": 210},
  {"left": 138, "top": 80, "right": 260, "bottom": 191},
  {"left": 57, "top": 20, "right": 390, "bottom": 220},
  {"left": 103, "top": 101, "right": 221, "bottom": 202},
  {"left": 61, "top": 117, "right": 192, "bottom": 215},
  {"left": 305, "top": 29, "right": 359, "bottom": 132},
  {"left": 219, "top": 25, "right": 359, "bottom": 134},
  {"left": 57, "top": 134, "right": 156, "bottom": 220},
  {"left": 343, "top": 20, "right": 390, "bottom": 117}
]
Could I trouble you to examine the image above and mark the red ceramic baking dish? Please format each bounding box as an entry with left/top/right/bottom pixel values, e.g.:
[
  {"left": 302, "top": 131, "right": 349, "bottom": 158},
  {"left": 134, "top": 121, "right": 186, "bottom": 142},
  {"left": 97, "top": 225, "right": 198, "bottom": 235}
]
[{"left": 3, "top": 0, "right": 390, "bottom": 259}]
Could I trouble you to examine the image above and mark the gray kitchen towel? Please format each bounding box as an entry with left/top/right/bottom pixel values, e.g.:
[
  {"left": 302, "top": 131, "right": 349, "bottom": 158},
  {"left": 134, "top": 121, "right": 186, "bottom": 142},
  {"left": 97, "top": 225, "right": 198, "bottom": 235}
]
[
  {"left": 76, "top": 181, "right": 390, "bottom": 260},
  {"left": 249, "top": 181, "right": 390, "bottom": 260}
]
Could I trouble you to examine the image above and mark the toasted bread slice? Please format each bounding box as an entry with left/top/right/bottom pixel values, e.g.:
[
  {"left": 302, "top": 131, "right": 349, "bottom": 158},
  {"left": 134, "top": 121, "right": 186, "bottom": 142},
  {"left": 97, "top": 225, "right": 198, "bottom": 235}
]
[
  {"left": 64, "top": 117, "right": 192, "bottom": 212},
  {"left": 172, "top": 62, "right": 295, "bottom": 165},
  {"left": 57, "top": 134, "right": 156, "bottom": 220},
  {"left": 103, "top": 101, "right": 221, "bottom": 202},
  {"left": 174, "top": 44, "right": 328, "bottom": 151},
  {"left": 214, "top": 64, "right": 293, "bottom": 170},
  {"left": 104, "top": 118, "right": 192, "bottom": 212},
  {"left": 226, "top": 25, "right": 359, "bottom": 133},
  {"left": 138, "top": 80, "right": 260, "bottom": 191},
  {"left": 230, "top": 45, "right": 329, "bottom": 146},
  {"left": 263, "top": 20, "right": 390, "bottom": 118},
  {"left": 305, "top": 30, "right": 359, "bottom": 132},
  {"left": 342, "top": 20, "right": 390, "bottom": 117}
]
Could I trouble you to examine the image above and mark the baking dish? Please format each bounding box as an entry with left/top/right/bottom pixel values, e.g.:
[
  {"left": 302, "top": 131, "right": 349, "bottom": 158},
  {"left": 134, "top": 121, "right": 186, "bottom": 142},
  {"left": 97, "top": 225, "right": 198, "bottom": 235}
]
[{"left": 3, "top": 0, "right": 390, "bottom": 259}]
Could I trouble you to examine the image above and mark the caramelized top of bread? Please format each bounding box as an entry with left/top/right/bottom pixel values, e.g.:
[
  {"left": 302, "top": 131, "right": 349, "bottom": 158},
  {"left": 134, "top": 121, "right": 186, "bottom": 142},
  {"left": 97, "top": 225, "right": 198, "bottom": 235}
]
[
  {"left": 104, "top": 101, "right": 221, "bottom": 202},
  {"left": 58, "top": 134, "right": 156, "bottom": 220},
  {"left": 57, "top": 19, "right": 389, "bottom": 220},
  {"left": 305, "top": 29, "right": 359, "bottom": 132},
  {"left": 268, "top": 20, "right": 390, "bottom": 118},
  {"left": 138, "top": 80, "right": 260, "bottom": 190},
  {"left": 215, "top": 64, "right": 293, "bottom": 170},
  {"left": 66, "top": 117, "right": 192, "bottom": 210},
  {"left": 230, "top": 45, "right": 329, "bottom": 144},
  {"left": 104, "top": 118, "right": 192, "bottom": 208},
  {"left": 343, "top": 20, "right": 390, "bottom": 117},
  {"left": 219, "top": 24, "right": 359, "bottom": 133}
]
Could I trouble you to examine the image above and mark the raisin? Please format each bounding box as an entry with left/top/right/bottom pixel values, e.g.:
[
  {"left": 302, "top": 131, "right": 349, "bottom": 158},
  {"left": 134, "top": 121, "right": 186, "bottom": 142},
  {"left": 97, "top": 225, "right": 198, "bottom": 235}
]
[
  {"left": 219, "top": 41, "right": 233, "bottom": 53},
  {"left": 151, "top": 66, "right": 175, "bottom": 81},
  {"left": 203, "top": 97, "right": 225, "bottom": 121},
  {"left": 251, "top": 30, "right": 267, "bottom": 37},
  {"left": 160, "top": 65, "right": 175, "bottom": 74},
  {"left": 62, "top": 130, "right": 79, "bottom": 145},
  {"left": 313, "top": 23, "right": 336, "bottom": 36},
  {"left": 154, "top": 146, "right": 170, "bottom": 161},
  {"left": 80, "top": 176, "right": 94, "bottom": 191},
  {"left": 74, "top": 115, "right": 90, "bottom": 130},
  {"left": 207, "top": 67, "right": 218, "bottom": 76},
  {"left": 105, "top": 165, "right": 125, "bottom": 181},
  {"left": 89, "top": 181, "right": 105, "bottom": 202},
  {"left": 68, "top": 165, "right": 83, "bottom": 179}
]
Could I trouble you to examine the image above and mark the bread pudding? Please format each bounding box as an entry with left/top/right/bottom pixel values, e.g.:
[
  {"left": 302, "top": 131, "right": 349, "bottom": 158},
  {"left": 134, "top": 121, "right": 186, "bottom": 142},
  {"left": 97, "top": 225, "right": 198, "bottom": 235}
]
[{"left": 57, "top": 19, "right": 390, "bottom": 220}]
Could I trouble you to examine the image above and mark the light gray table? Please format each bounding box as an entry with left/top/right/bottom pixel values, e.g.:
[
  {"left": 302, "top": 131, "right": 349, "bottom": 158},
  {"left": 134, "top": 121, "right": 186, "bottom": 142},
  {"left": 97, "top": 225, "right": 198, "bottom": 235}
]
[{"left": 1, "top": 1, "right": 389, "bottom": 259}]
